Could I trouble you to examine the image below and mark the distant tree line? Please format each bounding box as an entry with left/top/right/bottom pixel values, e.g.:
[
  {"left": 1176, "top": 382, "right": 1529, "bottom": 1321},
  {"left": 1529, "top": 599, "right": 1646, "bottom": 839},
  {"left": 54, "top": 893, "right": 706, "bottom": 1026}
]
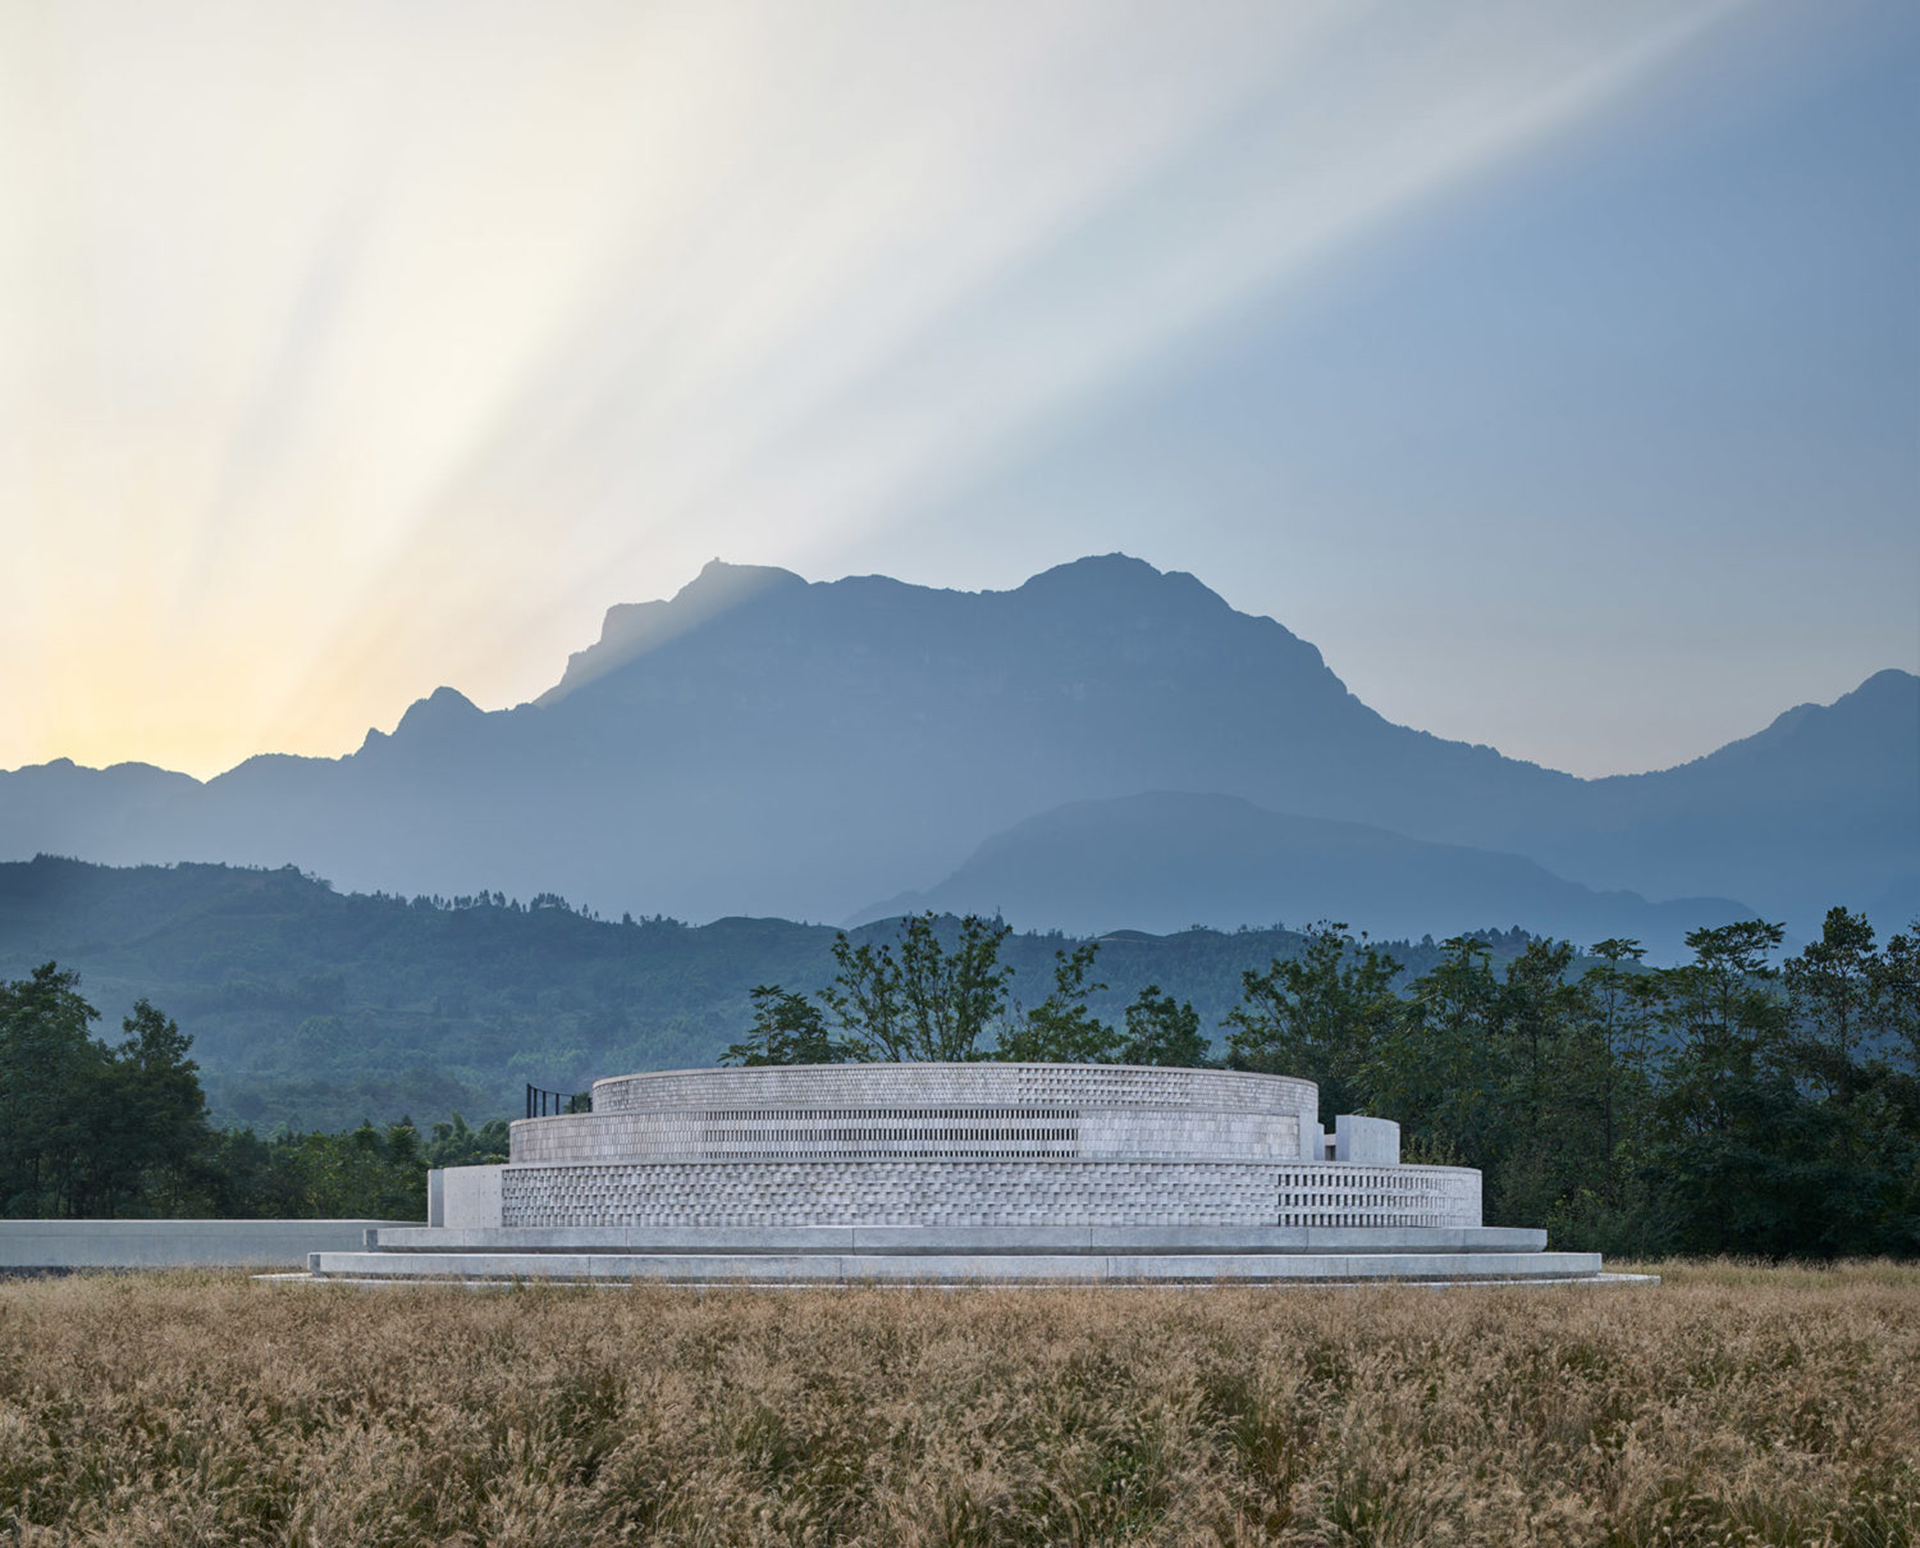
[
  {"left": 732, "top": 908, "right": 1920, "bottom": 1258},
  {"left": 9, "top": 902, "right": 1919, "bottom": 1256},
  {"left": 0, "top": 857, "right": 1557, "bottom": 1133},
  {"left": 0, "top": 963, "right": 506, "bottom": 1220}
]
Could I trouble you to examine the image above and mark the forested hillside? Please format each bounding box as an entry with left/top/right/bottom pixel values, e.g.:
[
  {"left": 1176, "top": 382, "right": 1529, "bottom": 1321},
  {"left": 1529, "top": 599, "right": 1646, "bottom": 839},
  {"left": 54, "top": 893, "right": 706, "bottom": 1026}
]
[
  {"left": 6, "top": 861, "right": 1915, "bottom": 1258},
  {"left": 0, "top": 856, "right": 1538, "bottom": 1130}
]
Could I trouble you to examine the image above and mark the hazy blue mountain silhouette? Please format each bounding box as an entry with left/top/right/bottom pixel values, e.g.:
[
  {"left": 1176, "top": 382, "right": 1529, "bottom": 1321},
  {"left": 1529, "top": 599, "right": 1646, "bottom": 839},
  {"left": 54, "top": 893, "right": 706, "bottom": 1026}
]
[
  {"left": 855, "top": 790, "right": 1755, "bottom": 956},
  {"left": 1494, "top": 668, "right": 1919, "bottom": 924},
  {"left": 0, "top": 555, "right": 1911, "bottom": 935},
  {"left": 0, "top": 759, "right": 197, "bottom": 864}
]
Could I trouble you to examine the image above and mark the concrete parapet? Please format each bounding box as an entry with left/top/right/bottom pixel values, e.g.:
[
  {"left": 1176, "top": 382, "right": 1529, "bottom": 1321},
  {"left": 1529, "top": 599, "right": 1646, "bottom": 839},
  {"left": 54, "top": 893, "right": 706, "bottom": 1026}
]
[{"left": 0, "top": 1219, "right": 418, "bottom": 1271}]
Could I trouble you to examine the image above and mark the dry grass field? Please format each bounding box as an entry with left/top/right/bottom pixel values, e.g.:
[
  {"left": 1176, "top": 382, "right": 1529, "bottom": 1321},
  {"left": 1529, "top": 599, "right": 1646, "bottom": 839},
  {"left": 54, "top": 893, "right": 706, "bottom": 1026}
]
[{"left": 1, "top": 1263, "right": 1916, "bottom": 1546}]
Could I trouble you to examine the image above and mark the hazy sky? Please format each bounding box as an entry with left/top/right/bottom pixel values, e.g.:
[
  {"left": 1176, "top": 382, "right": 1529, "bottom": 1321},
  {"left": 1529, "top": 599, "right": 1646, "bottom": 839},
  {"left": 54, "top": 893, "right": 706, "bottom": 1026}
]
[{"left": 2, "top": 0, "right": 1913, "bottom": 780}]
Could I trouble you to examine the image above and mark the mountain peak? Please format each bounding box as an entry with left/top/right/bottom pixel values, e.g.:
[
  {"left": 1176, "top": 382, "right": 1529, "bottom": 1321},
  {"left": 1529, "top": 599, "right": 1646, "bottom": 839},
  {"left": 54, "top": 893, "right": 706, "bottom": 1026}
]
[
  {"left": 357, "top": 686, "right": 485, "bottom": 754},
  {"left": 681, "top": 558, "right": 807, "bottom": 598},
  {"left": 397, "top": 686, "right": 481, "bottom": 732},
  {"left": 1662, "top": 668, "right": 1918, "bottom": 777},
  {"left": 539, "top": 561, "right": 807, "bottom": 705},
  {"left": 1022, "top": 552, "right": 1164, "bottom": 585},
  {"left": 1014, "top": 553, "right": 1222, "bottom": 612}
]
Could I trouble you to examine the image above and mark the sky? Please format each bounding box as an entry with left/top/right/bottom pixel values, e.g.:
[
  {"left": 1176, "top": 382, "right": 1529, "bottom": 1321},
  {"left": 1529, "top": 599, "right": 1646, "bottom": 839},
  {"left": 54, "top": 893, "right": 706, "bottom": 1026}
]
[{"left": 1, "top": 0, "right": 1913, "bottom": 781}]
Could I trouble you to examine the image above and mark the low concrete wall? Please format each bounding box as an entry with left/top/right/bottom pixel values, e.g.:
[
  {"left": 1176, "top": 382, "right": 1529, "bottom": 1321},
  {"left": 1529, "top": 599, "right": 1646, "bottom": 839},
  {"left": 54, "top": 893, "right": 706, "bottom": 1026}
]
[{"left": 0, "top": 1220, "right": 419, "bottom": 1271}]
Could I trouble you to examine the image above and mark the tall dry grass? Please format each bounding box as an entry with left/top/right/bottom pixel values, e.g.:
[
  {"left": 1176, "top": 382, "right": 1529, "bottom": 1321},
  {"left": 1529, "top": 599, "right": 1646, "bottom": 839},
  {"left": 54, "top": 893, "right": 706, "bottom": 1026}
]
[{"left": 0, "top": 1263, "right": 1915, "bottom": 1546}]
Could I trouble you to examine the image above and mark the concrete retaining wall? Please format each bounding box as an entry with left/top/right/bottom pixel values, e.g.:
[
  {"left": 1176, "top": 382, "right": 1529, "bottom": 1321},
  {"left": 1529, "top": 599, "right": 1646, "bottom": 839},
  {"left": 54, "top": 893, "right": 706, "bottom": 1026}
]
[{"left": 0, "top": 1219, "right": 418, "bottom": 1270}]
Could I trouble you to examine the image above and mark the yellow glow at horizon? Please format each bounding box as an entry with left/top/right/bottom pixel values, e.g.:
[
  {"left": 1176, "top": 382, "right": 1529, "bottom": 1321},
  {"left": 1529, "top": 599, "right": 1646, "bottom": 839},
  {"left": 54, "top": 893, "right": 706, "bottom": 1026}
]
[{"left": 0, "top": 0, "right": 1743, "bottom": 779}]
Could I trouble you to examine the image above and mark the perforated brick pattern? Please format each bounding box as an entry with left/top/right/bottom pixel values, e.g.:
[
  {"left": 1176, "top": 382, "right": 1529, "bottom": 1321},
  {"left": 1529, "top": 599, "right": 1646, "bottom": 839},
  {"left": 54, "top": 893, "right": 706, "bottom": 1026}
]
[
  {"left": 590, "top": 1064, "right": 1317, "bottom": 1121},
  {"left": 1275, "top": 1165, "right": 1480, "bottom": 1229},
  {"left": 511, "top": 1106, "right": 1302, "bottom": 1164},
  {"left": 498, "top": 1158, "right": 1480, "bottom": 1228},
  {"left": 501, "top": 1159, "right": 1284, "bottom": 1228}
]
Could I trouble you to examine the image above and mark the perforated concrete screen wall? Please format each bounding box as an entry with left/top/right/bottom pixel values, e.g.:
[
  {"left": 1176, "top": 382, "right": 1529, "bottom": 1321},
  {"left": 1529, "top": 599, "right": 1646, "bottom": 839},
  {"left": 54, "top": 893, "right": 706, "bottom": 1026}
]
[
  {"left": 309, "top": 1064, "right": 1609, "bottom": 1283},
  {"left": 495, "top": 1065, "right": 1471, "bottom": 1230}
]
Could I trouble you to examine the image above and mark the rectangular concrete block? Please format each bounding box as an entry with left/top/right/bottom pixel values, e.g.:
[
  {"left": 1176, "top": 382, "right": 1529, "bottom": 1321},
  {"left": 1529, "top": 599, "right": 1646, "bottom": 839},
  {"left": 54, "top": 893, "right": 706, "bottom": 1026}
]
[
  {"left": 1334, "top": 1115, "right": 1400, "bottom": 1166},
  {"left": 441, "top": 1165, "right": 504, "bottom": 1229}
]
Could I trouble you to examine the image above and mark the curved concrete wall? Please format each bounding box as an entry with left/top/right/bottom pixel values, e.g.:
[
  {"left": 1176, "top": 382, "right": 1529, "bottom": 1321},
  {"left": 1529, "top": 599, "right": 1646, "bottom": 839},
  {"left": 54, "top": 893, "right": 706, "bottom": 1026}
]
[
  {"left": 588, "top": 1064, "right": 1319, "bottom": 1128},
  {"left": 498, "top": 1159, "right": 1482, "bottom": 1230},
  {"left": 513, "top": 1106, "right": 1302, "bottom": 1165},
  {"left": 546, "top": 1064, "right": 1317, "bottom": 1166},
  {"left": 490, "top": 1064, "right": 1472, "bottom": 1234}
]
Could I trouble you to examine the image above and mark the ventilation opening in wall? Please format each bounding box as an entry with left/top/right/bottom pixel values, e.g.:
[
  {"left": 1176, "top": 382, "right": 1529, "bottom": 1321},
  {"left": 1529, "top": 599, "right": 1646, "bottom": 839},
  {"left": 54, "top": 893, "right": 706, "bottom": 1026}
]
[
  {"left": 693, "top": 1107, "right": 1083, "bottom": 1158},
  {"left": 1274, "top": 1169, "right": 1459, "bottom": 1230}
]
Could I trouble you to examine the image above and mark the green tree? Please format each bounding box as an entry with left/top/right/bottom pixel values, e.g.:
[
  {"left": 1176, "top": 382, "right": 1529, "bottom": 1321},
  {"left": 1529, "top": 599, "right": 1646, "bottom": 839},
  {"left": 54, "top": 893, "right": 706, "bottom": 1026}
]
[
  {"left": 1118, "top": 985, "right": 1210, "bottom": 1067},
  {"left": 885, "top": 913, "right": 1014, "bottom": 1061},
  {"left": 1369, "top": 935, "right": 1504, "bottom": 1170},
  {"left": 1487, "top": 937, "right": 1583, "bottom": 1228},
  {"left": 281, "top": 1120, "right": 428, "bottom": 1218},
  {"left": 0, "top": 967, "right": 209, "bottom": 1219},
  {"left": 1785, "top": 906, "right": 1880, "bottom": 1103},
  {"left": 1878, "top": 921, "right": 1920, "bottom": 1077},
  {"left": 1499, "top": 938, "right": 1581, "bottom": 1132},
  {"left": 997, "top": 942, "right": 1121, "bottom": 1062},
  {"left": 817, "top": 933, "right": 910, "bottom": 1060},
  {"left": 1779, "top": 910, "right": 1920, "bottom": 1256},
  {"left": 1535, "top": 936, "right": 1673, "bottom": 1254},
  {"left": 724, "top": 985, "right": 861, "bottom": 1066},
  {"left": 1652, "top": 920, "right": 1818, "bottom": 1254},
  {"left": 82, "top": 999, "right": 210, "bottom": 1216},
  {"left": 1224, "top": 922, "right": 1401, "bottom": 1118},
  {"left": 426, "top": 1112, "right": 511, "bottom": 1167},
  {"left": 737, "top": 913, "right": 1017, "bottom": 1064},
  {"left": 0, "top": 964, "right": 104, "bottom": 1215},
  {"left": 1574, "top": 939, "right": 1663, "bottom": 1205}
]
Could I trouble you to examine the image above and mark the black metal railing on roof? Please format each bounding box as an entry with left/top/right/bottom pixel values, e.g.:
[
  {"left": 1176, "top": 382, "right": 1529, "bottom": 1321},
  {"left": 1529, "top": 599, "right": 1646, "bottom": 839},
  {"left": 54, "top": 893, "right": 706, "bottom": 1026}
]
[{"left": 525, "top": 1084, "right": 592, "bottom": 1119}]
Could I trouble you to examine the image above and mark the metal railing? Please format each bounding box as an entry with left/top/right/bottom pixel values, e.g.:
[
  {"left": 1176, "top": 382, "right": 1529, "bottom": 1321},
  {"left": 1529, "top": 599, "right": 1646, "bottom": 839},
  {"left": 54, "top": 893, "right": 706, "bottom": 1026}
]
[{"left": 525, "top": 1084, "right": 592, "bottom": 1119}]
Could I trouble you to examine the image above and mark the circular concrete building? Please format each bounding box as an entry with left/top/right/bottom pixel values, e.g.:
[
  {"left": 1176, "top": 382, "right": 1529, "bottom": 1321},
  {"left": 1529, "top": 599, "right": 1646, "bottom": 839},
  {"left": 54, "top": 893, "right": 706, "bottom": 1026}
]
[{"left": 310, "top": 1064, "right": 1605, "bottom": 1283}]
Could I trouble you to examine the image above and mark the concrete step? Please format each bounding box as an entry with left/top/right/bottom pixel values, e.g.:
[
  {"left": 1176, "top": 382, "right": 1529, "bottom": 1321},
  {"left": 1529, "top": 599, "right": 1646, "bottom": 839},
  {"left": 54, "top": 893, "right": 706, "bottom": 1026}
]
[
  {"left": 306, "top": 1248, "right": 1603, "bottom": 1284},
  {"left": 369, "top": 1224, "right": 1548, "bottom": 1255}
]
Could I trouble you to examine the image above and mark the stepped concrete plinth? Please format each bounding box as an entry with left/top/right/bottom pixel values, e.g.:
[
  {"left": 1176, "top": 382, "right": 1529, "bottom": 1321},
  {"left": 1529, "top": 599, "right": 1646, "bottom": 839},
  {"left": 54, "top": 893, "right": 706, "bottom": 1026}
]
[{"left": 304, "top": 1064, "right": 1611, "bottom": 1285}]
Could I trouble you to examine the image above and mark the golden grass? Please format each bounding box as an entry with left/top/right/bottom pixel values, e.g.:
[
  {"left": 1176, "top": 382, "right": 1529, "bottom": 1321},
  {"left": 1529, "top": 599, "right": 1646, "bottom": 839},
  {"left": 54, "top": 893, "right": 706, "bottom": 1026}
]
[{"left": 1, "top": 1264, "right": 1916, "bottom": 1546}]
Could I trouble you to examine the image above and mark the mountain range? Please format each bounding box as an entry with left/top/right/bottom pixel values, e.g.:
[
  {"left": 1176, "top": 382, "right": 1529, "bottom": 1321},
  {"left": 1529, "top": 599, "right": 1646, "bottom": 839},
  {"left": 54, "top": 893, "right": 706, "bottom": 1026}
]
[
  {"left": 3, "top": 554, "right": 1913, "bottom": 955},
  {"left": 855, "top": 790, "right": 1753, "bottom": 954}
]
